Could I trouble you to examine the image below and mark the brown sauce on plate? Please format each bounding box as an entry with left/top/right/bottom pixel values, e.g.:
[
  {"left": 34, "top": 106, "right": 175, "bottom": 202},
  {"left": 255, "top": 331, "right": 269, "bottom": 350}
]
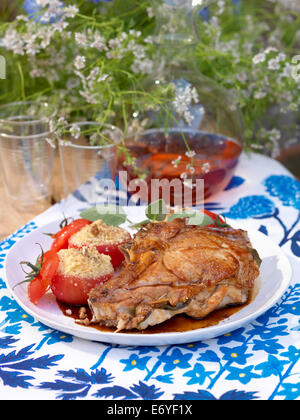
[{"left": 57, "top": 293, "right": 252, "bottom": 334}]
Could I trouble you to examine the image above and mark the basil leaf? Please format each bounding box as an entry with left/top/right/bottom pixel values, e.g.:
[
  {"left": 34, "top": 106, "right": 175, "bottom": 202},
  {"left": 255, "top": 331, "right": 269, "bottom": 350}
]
[
  {"left": 80, "top": 205, "right": 127, "bottom": 226},
  {"left": 98, "top": 213, "right": 127, "bottom": 226},
  {"left": 146, "top": 199, "right": 167, "bottom": 222},
  {"left": 80, "top": 207, "right": 101, "bottom": 222},
  {"left": 187, "top": 212, "right": 215, "bottom": 226}
]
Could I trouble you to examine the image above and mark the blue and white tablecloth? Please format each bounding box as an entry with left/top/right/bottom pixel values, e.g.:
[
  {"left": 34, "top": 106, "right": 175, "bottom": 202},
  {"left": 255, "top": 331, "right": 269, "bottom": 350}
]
[{"left": 0, "top": 152, "right": 299, "bottom": 401}]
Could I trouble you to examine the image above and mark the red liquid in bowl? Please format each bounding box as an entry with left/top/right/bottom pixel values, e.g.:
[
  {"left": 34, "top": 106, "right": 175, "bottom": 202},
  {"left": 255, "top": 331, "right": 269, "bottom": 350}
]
[{"left": 119, "top": 131, "right": 242, "bottom": 205}]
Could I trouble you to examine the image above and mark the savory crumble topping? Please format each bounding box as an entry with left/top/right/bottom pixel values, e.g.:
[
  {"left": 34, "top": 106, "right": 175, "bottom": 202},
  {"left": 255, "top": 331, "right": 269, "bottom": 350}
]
[
  {"left": 69, "top": 220, "right": 130, "bottom": 247},
  {"left": 57, "top": 247, "right": 113, "bottom": 279}
]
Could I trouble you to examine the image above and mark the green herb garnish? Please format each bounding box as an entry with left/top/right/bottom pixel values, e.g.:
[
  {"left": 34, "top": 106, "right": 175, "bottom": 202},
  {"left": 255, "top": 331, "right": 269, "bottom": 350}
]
[
  {"left": 145, "top": 199, "right": 168, "bottom": 222},
  {"left": 80, "top": 204, "right": 127, "bottom": 226}
]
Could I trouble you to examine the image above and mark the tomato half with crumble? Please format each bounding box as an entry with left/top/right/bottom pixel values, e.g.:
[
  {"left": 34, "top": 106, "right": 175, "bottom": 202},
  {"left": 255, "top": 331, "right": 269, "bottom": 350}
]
[
  {"left": 68, "top": 220, "right": 131, "bottom": 269},
  {"left": 51, "top": 219, "right": 92, "bottom": 253},
  {"left": 51, "top": 247, "right": 114, "bottom": 305}
]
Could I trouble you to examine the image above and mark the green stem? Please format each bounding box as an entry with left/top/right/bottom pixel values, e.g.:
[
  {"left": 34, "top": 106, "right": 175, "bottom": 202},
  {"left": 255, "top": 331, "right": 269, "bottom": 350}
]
[{"left": 17, "top": 62, "right": 26, "bottom": 101}]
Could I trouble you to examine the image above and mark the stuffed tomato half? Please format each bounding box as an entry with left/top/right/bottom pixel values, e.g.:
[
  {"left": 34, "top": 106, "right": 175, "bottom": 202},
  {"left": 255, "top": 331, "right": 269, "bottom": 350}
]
[
  {"left": 51, "top": 247, "right": 114, "bottom": 305},
  {"left": 68, "top": 219, "right": 131, "bottom": 269}
]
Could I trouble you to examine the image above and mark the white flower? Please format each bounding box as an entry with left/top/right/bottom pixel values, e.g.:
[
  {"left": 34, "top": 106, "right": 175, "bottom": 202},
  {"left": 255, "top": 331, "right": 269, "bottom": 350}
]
[
  {"left": 74, "top": 55, "right": 86, "bottom": 70},
  {"left": 30, "top": 68, "right": 44, "bottom": 78},
  {"left": 254, "top": 91, "right": 267, "bottom": 99},
  {"left": 129, "top": 30, "right": 142, "bottom": 38},
  {"left": 172, "top": 85, "right": 199, "bottom": 125},
  {"left": 171, "top": 156, "right": 182, "bottom": 168},
  {"left": 268, "top": 58, "right": 281, "bottom": 70},
  {"left": 98, "top": 74, "right": 109, "bottom": 83},
  {"left": 51, "top": 21, "right": 68, "bottom": 32},
  {"left": 269, "top": 128, "right": 281, "bottom": 142},
  {"left": 58, "top": 116, "right": 68, "bottom": 125},
  {"left": 119, "top": 32, "right": 128, "bottom": 41},
  {"left": 109, "top": 38, "right": 122, "bottom": 50},
  {"left": 185, "top": 163, "right": 195, "bottom": 175},
  {"left": 75, "top": 33, "right": 88, "bottom": 47},
  {"left": 288, "top": 103, "right": 298, "bottom": 112},
  {"left": 87, "top": 67, "right": 100, "bottom": 81},
  {"left": 79, "top": 89, "right": 98, "bottom": 104},
  {"left": 264, "top": 46, "right": 278, "bottom": 54},
  {"left": 282, "top": 62, "right": 294, "bottom": 78},
  {"left": 26, "top": 41, "right": 40, "bottom": 56},
  {"left": 210, "top": 16, "right": 219, "bottom": 28},
  {"left": 63, "top": 5, "right": 79, "bottom": 19},
  {"left": 132, "top": 58, "right": 154, "bottom": 75},
  {"left": 144, "top": 36, "right": 154, "bottom": 44},
  {"left": 147, "top": 7, "right": 154, "bottom": 18},
  {"left": 16, "top": 14, "right": 29, "bottom": 22},
  {"left": 70, "top": 124, "right": 81, "bottom": 139},
  {"left": 202, "top": 162, "right": 211, "bottom": 173},
  {"left": 36, "top": 0, "right": 50, "bottom": 7},
  {"left": 185, "top": 150, "right": 196, "bottom": 158},
  {"left": 216, "top": 0, "right": 225, "bottom": 15},
  {"left": 2, "top": 29, "right": 25, "bottom": 55},
  {"left": 37, "top": 26, "right": 54, "bottom": 48},
  {"left": 253, "top": 52, "right": 266, "bottom": 64},
  {"left": 277, "top": 52, "right": 287, "bottom": 62},
  {"left": 91, "top": 32, "right": 107, "bottom": 51}
]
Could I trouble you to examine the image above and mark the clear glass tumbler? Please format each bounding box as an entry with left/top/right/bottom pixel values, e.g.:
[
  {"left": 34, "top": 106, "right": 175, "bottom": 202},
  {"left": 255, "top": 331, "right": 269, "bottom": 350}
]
[
  {"left": 0, "top": 101, "right": 56, "bottom": 211},
  {"left": 58, "top": 122, "right": 123, "bottom": 210}
]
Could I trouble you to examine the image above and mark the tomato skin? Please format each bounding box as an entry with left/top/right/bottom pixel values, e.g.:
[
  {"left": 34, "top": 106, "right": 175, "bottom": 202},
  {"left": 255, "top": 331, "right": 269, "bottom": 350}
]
[
  {"left": 51, "top": 219, "right": 92, "bottom": 253},
  {"left": 39, "top": 250, "right": 59, "bottom": 289},
  {"left": 95, "top": 244, "right": 126, "bottom": 269},
  {"left": 51, "top": 273, "right": 112, "bottom": 305},
  {"left": 28, "top": 275, "right": 47, "bottom": 306},
  {"left": 203, "top": 210, "right": 226, "bottom": 227},
  {"left": 28, "top": 251, "right": 60, "bottom": 305}
]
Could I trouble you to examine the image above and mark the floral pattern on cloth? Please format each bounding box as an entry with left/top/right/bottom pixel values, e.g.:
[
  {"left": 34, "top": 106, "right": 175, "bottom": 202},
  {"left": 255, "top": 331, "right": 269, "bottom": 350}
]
[
  {"left": 0, "top": 154, "right": 299, "bottom": 400},
  {"left": 224, "top": 175, "right": 300, "bottom": 257}
]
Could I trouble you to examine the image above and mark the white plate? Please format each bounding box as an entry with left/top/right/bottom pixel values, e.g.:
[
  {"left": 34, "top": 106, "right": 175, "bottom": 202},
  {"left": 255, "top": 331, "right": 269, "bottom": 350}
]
[{"left": 3, "top": 213, "right": 292, "bottom": 346}]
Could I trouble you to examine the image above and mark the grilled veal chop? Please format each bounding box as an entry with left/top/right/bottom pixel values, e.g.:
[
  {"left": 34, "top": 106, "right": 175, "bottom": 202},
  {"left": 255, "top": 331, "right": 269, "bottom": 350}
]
[{"left": 88, "top": 219, "right": 261, "bottom": 332}]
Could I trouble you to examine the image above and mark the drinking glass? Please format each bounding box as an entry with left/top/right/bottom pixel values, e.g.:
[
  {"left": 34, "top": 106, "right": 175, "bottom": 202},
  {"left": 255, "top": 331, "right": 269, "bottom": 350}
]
[
  {"left": 0, "top": 101, "right": 56, "bottom": 211},
  {"left": 58, "top": 122, "right": 123, "bottom": 211}
]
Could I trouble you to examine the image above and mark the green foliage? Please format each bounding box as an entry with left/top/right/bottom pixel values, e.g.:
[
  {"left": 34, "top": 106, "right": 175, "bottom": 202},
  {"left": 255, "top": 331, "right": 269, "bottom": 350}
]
[
  {"left": 80, "top": 204, "right": 127, "bottom": 226},
  {"left": 0, "top": 0, "right": 299, "bottom": 155}
]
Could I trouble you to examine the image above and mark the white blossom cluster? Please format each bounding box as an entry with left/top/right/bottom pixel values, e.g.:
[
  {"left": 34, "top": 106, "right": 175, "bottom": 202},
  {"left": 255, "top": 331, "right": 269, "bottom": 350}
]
[
  {"left": 1, "top": 0, "right": 300, "bottom": 159},
  {"left": 271, "top": 0, "right": 300, "bottom": 12},
  {"left": 1, "top": 3, "right": 78, "bottom": 56},
  {"left": 73, "top": 28, "right": 154, "bottom": 76},
  {"left": 171, "top": 150, "right": 211, "bottom": 181},
  {"left": 172, "top": 84, "right": 199, "bottom": 125},
  {"left": 0, "top": 2, "right": 79, "bottom": 86},
  {"left": 33, "top": 0, "right": 78, "bottom": 24},
  {"left": 255, "top": 128, "right": 281, "bottom": 157},
  {"left": 71, "top": 29, "right": 154, "bottom": 104},
  {"left": 198, "top": 0, "right": 300, "bottom": 155},
  {"left": 0, "top": 1, "right": 156, "bottom": 120}
]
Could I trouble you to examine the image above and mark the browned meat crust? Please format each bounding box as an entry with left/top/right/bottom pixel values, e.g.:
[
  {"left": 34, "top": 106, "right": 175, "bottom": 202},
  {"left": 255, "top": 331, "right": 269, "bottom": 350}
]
[{"left": 88, "top": 219, "right": 261, "bottom": 331}]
